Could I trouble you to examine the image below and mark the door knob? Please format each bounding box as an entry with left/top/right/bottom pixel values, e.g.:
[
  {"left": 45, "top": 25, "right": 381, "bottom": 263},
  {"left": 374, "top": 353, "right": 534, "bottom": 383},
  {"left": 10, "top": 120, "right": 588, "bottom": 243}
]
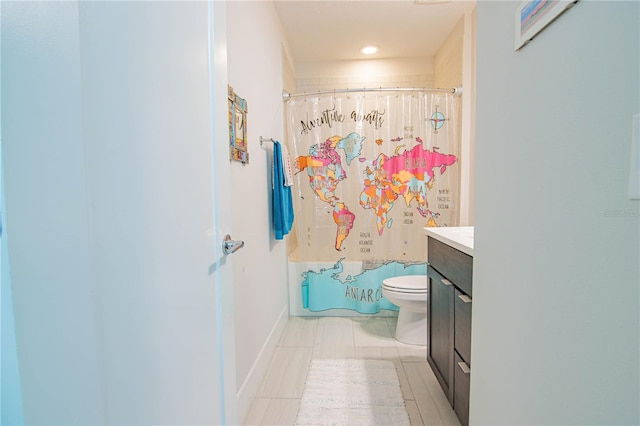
[{"left": 222, "top": 234, "right": 244, "bottom": 255}]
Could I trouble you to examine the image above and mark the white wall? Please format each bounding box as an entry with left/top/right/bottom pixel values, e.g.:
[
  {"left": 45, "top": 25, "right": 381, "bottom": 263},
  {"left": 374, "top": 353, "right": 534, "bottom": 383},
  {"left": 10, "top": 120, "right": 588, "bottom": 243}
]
[
  {"left": 2, "top": 3, "right": 103, "bottom": 423},
  {"left": 0, "top": 3, "right": 26, "bottom": 423},
  {"left": 295, "top": 57, "right": 435, "bottom": 92},
  {"left": 471, "top": 2, "right": 639, "bottom": 425},
  {"left": 226, "top": 1, "right": 291, "bottom": 421}
]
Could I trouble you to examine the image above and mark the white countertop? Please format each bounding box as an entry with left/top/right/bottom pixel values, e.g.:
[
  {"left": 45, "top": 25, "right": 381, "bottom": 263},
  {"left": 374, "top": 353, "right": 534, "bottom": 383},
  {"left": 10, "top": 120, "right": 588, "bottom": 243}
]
[{"left": 424, "top": 226, "right": 474, "bottom": 256}]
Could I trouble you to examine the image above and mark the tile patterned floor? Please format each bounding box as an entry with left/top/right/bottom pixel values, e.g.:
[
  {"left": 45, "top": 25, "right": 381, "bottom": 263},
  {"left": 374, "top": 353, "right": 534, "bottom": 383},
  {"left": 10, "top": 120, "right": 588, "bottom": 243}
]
[{"left": 243, "top": 316, "right": 461, "bottom": 426}]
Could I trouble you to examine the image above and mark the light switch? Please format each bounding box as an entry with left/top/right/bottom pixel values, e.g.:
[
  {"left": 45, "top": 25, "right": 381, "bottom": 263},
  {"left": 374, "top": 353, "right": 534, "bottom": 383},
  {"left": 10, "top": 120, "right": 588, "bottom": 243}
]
[{"left": 630, "top": 113, "right": 640, "bottom": 200}]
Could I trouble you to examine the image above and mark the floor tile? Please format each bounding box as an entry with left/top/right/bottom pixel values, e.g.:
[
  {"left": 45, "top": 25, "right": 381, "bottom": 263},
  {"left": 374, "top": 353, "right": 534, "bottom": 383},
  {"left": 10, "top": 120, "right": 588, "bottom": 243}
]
[
  {"left": 385, "top": 316, "right": 428, "bottom": 361},
  {"left": 243, "top": 398, "right": 299, "bottom": 426},
  {"left": 278, "top": 316, "right": 318, "bottom": 347},
  {"left": 256, "top": 347, "right": 312, "bottom": 398},
  {"left": 352, "top": 316, "right": 397, "bottom": 347},
  {"left": 403, "top": 361, "right": 461, "bottom": 426},
  {"left": 395, "top": 340, "right": 428, "bottom": 362},
  {"left": 385, "top": 316, "right": 398, "bottom": 331},
  {"left": 394, "top": 358, "right": 416, "bottom": 401},
  {"left": 353, "top": 345, "right": 399, "bottom": 360},
  {"left": 405, "top": 399, "right": 425, "bottom": 426},
  {"left": 312, "top": 316, "right": 356, "bottom": 359},
  {"left": 245, "top": 316, "right": 459, "bottom": 426}
]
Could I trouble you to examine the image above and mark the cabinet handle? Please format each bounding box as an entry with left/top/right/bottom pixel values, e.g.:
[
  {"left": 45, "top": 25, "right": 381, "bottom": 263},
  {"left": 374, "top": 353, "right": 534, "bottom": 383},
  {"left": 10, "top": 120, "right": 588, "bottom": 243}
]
[
  {"left": 440, "top": 278, "right": 453, "bottom": 286},
  {"left": 458, "top": 294, "right": 472, "bottom": 303},
  {"left": 458, "top": 361, "right": 471, "bottom": 374}
]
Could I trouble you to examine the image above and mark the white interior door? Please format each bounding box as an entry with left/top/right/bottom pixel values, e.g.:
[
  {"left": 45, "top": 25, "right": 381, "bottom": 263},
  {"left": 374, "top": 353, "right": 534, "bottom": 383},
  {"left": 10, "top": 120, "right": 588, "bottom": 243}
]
[
  {"left": 78, "top": 1, "right": 237, "bottom": 423},
  {"left": 3, "top": 1, "right": 236, "bottom": 423}
]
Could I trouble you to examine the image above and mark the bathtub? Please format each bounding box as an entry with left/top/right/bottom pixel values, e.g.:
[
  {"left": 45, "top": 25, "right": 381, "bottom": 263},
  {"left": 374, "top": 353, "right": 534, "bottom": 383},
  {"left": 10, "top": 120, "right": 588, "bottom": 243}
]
[{"left": 288, "top": 248, "right": 427, "bottom": 317}]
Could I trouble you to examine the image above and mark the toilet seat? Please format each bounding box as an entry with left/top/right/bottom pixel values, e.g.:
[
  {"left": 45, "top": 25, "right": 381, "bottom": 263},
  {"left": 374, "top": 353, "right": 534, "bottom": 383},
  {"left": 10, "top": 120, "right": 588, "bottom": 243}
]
[
  {"left": 383, "top": 286, "right": 426, "bottom": 294},
  {"left": 382, "top": 275, "right": 427, "bottom": 294}
]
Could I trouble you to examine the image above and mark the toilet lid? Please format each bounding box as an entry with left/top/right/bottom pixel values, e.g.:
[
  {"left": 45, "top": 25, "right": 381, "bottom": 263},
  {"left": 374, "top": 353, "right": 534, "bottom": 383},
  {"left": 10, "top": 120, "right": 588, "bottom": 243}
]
[{"left": 382, "top": 275, "right": 427, "bottom": 293}]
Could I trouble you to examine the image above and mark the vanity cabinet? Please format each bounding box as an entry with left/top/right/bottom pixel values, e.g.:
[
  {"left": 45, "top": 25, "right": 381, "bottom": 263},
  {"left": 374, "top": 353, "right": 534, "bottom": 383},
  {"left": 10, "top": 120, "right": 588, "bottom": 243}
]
[
  {"left": 427, "top": 265, "right": 454, "bottom": 402},
  {"left": 427, "top": 236, "right": 473, "bottom": 426}
]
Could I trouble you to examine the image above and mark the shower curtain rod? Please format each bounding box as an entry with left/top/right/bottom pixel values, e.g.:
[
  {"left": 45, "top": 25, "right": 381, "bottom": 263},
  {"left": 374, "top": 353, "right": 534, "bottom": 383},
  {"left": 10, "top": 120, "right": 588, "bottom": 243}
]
[{"left": 282, "top": 86, "right": 462, "bottom": 101}]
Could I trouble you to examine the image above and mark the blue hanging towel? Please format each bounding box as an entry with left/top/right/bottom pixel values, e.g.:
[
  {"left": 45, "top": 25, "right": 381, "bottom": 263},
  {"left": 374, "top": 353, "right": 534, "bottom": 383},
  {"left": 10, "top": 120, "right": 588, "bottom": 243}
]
[{"left": 272, "top": 141, "right": 294, "bottom": 239}]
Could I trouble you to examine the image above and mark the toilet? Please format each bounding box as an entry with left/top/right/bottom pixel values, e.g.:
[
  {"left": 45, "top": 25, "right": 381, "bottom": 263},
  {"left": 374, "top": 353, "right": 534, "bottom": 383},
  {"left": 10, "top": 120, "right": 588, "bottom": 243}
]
[{"left": 382, "top": 275, "right": 428, "bottom": 346}]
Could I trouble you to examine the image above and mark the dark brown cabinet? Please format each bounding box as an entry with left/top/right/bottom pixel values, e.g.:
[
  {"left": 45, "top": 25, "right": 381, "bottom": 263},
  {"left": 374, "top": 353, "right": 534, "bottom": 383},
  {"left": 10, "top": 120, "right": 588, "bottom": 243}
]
[
  {"left": 427, "top": 265, "right": 454, "bottom": 403},
  {"left": 427, "top": 236, "right": 472, "bottom": 426},
  {"left": 454, "top": 351, "right": 470, "bottom": 425}
]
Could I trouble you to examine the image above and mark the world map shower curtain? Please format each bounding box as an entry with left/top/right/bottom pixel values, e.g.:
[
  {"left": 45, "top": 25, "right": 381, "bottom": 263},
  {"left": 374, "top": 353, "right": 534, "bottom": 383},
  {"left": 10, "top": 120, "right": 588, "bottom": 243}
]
[{"left": 286, "top": 90, "right": 460, "bottom": 313}]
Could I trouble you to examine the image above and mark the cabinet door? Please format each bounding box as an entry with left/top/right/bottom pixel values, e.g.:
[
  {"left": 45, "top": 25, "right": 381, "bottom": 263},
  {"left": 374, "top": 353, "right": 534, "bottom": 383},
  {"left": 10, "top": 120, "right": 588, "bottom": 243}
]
[{"left": 427, "top": 265, "right": 454, "bottom": 404}]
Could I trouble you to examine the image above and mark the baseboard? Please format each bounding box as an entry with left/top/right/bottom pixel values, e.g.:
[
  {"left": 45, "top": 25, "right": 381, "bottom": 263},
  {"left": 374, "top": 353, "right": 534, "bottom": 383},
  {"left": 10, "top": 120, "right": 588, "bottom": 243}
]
[{"left": 236, "top": 304, "right": 289, "bottom": 423}]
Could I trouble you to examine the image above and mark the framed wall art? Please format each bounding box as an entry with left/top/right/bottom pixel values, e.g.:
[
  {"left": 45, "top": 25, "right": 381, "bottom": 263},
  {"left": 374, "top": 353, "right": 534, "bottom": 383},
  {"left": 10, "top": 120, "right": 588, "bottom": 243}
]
[
  {"left": 515, "top": 0, "right": 578, "bottom": 51},
  {"left": 228, "top": 85, "right": 249, "bottom": 164}
]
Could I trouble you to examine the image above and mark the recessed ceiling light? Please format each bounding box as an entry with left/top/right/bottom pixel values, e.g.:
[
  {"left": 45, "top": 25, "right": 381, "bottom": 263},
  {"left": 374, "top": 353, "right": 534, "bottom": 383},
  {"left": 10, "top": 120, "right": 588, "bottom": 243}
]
[{"left": 360, "top": 45, "right": 379, "bottom": 55}]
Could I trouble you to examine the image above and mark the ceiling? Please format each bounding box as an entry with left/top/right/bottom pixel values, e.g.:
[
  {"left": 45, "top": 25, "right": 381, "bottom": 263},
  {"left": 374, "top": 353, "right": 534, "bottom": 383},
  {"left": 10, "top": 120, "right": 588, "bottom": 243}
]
[{"left": 273, "top": 0, "right": 476, "bottom": 64}]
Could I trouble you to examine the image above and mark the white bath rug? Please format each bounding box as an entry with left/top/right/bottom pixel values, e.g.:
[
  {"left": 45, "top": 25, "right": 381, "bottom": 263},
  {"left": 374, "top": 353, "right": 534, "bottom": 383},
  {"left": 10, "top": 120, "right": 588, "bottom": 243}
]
[{"left": 295, "top": 359, "right": 410, "bottom": 426}]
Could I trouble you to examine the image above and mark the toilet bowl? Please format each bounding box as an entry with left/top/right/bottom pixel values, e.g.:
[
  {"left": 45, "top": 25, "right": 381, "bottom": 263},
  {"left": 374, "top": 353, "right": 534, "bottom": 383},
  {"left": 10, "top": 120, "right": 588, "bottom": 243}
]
[{"left": 382, "top": 275, "right": 428, "bottom": 346}]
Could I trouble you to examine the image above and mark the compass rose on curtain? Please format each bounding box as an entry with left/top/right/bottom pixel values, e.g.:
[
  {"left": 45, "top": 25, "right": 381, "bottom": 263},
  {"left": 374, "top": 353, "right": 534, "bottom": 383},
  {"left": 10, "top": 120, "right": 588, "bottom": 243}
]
[{"left": 429, "top": 105, "right": 448, "bottom": 133}]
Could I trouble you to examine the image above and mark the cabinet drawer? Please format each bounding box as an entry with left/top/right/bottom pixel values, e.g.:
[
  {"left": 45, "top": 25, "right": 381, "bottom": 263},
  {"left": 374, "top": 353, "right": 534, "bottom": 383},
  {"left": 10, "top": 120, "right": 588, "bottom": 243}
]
[
  {"left": 454, "top": 288, "right": 472, "bottom": 363},
  {"left": 427, "top": 237, "right": 473, "bottom": 296},
  {"left": 454, "top": 351, "right": 470, "bottom": 426}
]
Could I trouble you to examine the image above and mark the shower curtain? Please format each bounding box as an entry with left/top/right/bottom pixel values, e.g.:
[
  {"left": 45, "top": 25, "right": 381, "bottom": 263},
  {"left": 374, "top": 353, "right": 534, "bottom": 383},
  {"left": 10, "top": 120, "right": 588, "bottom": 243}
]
[{"left": 286, "top": 90, "right": 460, "bottom": 313}]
